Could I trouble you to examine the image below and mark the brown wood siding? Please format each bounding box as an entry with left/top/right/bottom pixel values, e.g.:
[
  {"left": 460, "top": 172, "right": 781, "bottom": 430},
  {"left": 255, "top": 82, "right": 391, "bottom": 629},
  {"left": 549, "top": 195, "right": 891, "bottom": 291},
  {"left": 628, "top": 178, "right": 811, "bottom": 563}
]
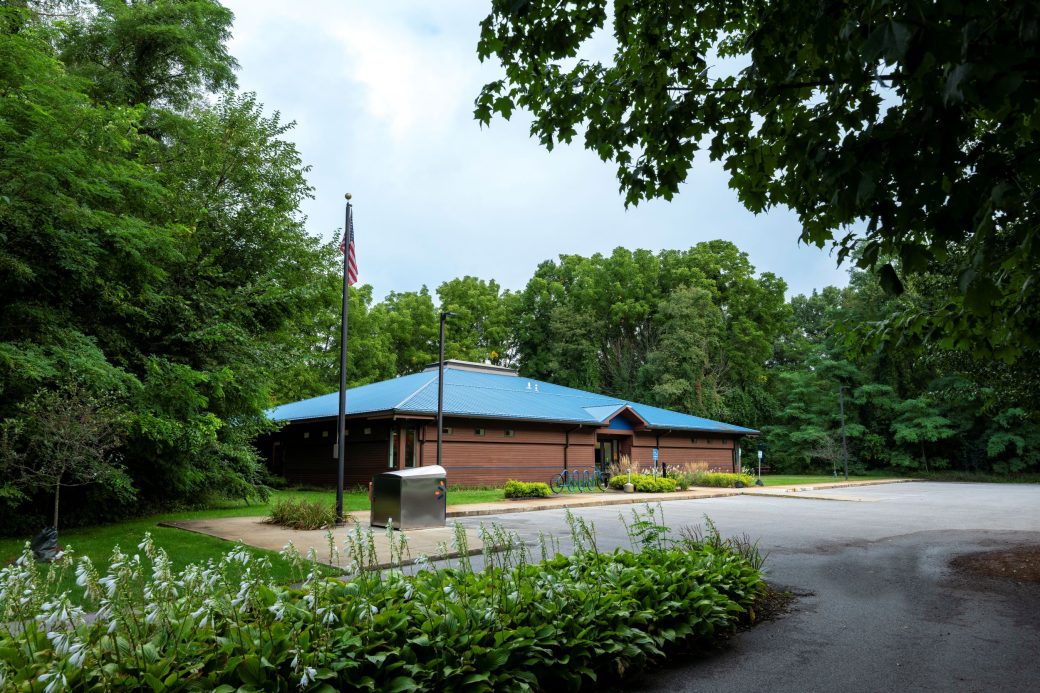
[
  {"left": 421, "top": 418, "right": 596, "bottom": 486},
  {"left": 267, "top": 416, "right": 744, "bottom": 487},
  {"left": 631, "top": 432, "right": 738, "bottom": 473},
  {"left": 273, "top": 420, "right": 393, "bottom": 487}
]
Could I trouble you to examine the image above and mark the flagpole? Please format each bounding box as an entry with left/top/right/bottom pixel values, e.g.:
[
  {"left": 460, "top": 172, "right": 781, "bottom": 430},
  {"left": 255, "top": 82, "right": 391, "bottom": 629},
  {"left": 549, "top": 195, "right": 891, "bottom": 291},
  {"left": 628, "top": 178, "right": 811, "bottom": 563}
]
[{"left": 336, "top": 193, "right": 352, "bottom": 524}]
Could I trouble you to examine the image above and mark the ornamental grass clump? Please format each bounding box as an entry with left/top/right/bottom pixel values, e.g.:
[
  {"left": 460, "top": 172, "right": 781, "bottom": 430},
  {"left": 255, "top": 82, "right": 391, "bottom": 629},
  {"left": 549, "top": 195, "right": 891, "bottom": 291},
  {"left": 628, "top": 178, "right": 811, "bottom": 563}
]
[
  {"left": 690, "top": 471, "right": 757, "bottom": 488},
  {"left": 264, "top": 497, "right": 340, "bottom": 529},
  {"left": 666, "top": 462, "right": 703, "bottom": 489},
  {"left": 0, "top": 507, "right": 765, "bottom": 691}
]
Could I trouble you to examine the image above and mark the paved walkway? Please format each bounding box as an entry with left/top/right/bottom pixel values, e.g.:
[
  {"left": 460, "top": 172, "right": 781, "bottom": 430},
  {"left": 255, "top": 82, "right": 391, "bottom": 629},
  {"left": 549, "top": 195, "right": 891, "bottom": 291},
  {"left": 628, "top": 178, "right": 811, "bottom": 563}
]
[
  {"left": 163, "top": 512, "right": 485, "bottom": 571},
  {"left": 444, "top": 477, "right": 914, "bottom": 516},
  {"left": 163, "top": 478, "right": 912, "bottom": 570}
]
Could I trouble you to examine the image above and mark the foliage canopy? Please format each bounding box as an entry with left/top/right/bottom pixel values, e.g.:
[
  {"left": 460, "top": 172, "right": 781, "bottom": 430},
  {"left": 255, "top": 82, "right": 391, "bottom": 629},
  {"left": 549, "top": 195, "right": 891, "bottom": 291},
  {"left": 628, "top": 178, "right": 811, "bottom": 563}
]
[
  {"left": 475, "top": 0, "right": 1040, "bottom": 359},
  {"left": 0, "top": 1, "right": 320, "bottom": 527}
]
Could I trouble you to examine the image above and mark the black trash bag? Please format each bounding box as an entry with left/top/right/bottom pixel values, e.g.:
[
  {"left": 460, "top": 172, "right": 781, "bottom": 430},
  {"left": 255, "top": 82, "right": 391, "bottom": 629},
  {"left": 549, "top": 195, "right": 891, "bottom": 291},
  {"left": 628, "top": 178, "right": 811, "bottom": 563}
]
[{"left": 30, "top": 526, "right": 60, "bottom": 562}]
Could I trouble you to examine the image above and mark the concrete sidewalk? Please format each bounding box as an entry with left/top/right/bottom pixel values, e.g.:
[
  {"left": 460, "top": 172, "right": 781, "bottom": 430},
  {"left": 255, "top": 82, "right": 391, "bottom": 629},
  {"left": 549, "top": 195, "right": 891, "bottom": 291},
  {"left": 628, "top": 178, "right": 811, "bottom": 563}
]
[
  {"left": 444, "top": 487, "right": 737, "bottom": 517},
  {"left": 162, "top": 478, "right": 913, "bottom": 570},
  {"left": 163, "top": 512, "right": 484, "bottom": 571},
  {"left": 443, "top": 477, "right": 915, "bottom": 516}
]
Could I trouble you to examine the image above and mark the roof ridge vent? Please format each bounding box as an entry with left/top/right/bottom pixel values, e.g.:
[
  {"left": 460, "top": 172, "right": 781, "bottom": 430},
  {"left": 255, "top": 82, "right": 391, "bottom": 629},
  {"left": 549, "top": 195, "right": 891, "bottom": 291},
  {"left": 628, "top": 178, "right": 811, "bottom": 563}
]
[
  {"left": 534, "top": 383, "right": 539, "bottom": 392},
  {"left": 526, "top": 381, "right": 531, "bottom": 391},
  {"left": 421, "top": 359, "right": 518, "bottom": 376}
]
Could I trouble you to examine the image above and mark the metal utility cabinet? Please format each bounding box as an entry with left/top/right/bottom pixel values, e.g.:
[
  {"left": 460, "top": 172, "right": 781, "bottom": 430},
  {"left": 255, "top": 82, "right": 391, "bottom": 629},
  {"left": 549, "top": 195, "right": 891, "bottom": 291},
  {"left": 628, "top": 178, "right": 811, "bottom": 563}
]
[{"left": 370, "top": 465, "right": 447, "bottom": 530}]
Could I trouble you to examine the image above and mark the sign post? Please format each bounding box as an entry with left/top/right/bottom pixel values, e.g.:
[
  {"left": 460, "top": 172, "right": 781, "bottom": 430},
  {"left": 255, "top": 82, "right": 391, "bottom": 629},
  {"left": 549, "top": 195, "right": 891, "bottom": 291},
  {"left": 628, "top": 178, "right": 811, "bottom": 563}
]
[{"left": 652, "top": 447, "right": 659, "bottom": 476}]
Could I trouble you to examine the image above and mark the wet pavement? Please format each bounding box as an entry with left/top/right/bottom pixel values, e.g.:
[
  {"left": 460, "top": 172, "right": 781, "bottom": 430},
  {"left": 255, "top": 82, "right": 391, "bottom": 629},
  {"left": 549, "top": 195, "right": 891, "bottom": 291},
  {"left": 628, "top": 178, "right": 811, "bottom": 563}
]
[{"left": 453, "top": 482, "right": 1040, "bottom": 693}]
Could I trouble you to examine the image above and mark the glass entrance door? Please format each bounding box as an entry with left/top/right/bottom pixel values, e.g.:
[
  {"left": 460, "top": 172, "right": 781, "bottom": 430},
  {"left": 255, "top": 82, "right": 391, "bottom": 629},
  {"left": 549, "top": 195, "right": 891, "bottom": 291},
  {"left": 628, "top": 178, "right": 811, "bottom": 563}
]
[{"left": 596, "top": 439, "right": 617, "bottom": 475}]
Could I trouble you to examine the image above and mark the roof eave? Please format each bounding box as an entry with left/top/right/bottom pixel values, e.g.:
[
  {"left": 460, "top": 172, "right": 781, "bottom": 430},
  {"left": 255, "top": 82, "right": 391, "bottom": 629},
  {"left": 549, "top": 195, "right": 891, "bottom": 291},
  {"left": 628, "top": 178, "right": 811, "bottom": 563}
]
[{"left": 272, "top": 408, "right": 758, "bottom": 436}]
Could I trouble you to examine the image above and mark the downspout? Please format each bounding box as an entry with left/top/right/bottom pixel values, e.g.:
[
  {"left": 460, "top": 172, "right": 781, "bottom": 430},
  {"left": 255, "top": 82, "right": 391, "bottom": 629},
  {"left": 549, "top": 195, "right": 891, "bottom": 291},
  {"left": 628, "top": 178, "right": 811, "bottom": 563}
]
[
  {"left": 564, "top": 425, "right": 583, "bottom": 470},
  {"left": 419, "top": 423, "right": 425, "bottom": 467}
]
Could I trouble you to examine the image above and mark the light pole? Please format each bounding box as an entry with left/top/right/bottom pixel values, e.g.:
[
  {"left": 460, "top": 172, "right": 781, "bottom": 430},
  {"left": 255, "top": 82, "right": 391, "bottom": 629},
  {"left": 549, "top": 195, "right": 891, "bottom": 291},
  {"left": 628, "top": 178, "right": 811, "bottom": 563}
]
[
  {"left": 436, "top": 312, "right": 456, "bottom": 468},
  {"left": 838, "top": 385, "right": 849, "bottom": 481}
]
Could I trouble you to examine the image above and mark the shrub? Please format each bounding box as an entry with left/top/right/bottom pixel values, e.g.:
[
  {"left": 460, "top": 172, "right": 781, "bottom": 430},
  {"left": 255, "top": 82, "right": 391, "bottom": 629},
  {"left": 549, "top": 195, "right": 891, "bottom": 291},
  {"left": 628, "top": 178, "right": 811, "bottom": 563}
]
[
  {"left": 265, "top": 497, "right": 340, "bottom": 529},
  {"left": 504, "top": 480, "right": 552, "bottom": 498},
  {"left": 608, "top": 473, "right": 679, "bottom": 492},
  {"left": 0, "top": 510, "right": 764, "bottom": 691},
  {"left": 667, "top": 469, "right": 692, "bottom": 489},
  {"left": 690, "top": 471, "right": 756, "bottom": 488}
]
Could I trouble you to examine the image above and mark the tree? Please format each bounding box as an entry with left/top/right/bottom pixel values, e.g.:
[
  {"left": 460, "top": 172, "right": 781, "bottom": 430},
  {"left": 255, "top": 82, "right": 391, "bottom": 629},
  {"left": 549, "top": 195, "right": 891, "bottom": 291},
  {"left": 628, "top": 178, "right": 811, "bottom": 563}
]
[
  {"left": 891, "top": 397, "right": 956, "bottom": 471},
  {"left": 763, "top": 353, "right": 867, "bottom": 472},
  {"left": 983, "top": 408, "right": 1040, "bottom": 474},
  {"left": 0, "top": 384, "right": 132, "bottom": 529},
  {"left": 1, "top": 3, "right": 332, "bottom": 521},
  {"left": 476, "top": 0, "right": 1039, "bottom": 359},
  {"left": 437, "top": 276, "right": 512, "bottom": 365},
  {"left": 59, "top": 0, "right": 238, "bottom": 109},
  {"left": 0, "top": 6, "right": 166, "bottom": 408},
  {"left": 373, "top": 288, "right": 439, "bottom": 375},
  {"left": 274, "top": 279, "right": 396, "bottom": 399},
  {"left": 642, "top": 286, "right": 726, "bottom": 419},
  {"left": 508, "top": 243, "right": 785, "bottom": 422}
]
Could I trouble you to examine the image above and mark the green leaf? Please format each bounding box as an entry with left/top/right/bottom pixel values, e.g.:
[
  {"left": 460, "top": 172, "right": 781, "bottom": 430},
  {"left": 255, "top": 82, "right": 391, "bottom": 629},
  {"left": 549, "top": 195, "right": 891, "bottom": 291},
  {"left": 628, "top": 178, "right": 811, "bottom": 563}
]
[
  {"left": 877, "top": 264, "right": 904, "bottom": 296},
  {"left": 384, "top": 676, "right": 418, "bottom": 693}
]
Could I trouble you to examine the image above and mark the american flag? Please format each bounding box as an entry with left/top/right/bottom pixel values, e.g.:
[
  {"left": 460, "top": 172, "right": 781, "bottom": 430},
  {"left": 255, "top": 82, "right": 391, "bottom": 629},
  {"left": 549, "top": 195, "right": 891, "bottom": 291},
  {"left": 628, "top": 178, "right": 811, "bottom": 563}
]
[{"left": 339, "top": 204, "right": 358, "bottom": 286}]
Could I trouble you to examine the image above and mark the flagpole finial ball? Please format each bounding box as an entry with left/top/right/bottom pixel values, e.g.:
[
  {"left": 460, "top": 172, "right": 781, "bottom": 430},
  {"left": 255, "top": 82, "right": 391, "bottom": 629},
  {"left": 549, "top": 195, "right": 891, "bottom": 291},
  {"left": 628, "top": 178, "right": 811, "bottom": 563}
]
[{"left": 345, "top": 193, "right": 352, "bottom": 200}]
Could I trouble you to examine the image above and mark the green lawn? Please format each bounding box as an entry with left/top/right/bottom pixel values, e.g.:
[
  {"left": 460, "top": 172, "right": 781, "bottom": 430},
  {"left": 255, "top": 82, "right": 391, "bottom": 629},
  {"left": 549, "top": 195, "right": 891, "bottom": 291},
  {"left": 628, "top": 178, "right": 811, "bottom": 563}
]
[
  {"left": 758, "top": 473, "right": 896, "bottom": 486},
  {"left": 0, "top": 487, "right": 503, "bottom": 601}
]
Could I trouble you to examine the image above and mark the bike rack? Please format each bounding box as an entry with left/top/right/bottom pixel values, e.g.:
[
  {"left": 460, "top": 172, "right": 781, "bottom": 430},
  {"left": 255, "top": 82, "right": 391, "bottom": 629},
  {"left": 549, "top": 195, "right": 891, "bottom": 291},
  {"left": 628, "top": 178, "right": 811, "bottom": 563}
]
[{"left": 550, "top": 468, "right": 607, "bottom": 494}]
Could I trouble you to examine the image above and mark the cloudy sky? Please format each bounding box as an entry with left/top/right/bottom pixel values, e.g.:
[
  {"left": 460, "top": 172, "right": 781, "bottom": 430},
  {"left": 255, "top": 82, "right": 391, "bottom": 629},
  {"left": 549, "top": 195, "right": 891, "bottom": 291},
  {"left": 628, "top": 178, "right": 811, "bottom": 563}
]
[{"left": 222, "top": 1, "right": 849, "bottom": 300}]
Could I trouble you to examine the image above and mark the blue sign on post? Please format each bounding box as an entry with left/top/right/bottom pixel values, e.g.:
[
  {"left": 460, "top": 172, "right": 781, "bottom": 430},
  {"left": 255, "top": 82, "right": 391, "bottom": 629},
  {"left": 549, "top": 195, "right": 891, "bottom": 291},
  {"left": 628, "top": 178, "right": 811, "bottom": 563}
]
[{"left": 652, "top": 448, "right": 659, "bottom": 462}]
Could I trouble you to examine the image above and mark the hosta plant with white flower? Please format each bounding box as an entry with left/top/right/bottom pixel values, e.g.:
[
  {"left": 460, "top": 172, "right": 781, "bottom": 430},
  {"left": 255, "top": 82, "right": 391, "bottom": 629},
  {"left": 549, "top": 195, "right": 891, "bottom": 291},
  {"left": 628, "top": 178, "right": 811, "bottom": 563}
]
[{"left": 0, "top": 509, "right": 765, "bottom": 691}]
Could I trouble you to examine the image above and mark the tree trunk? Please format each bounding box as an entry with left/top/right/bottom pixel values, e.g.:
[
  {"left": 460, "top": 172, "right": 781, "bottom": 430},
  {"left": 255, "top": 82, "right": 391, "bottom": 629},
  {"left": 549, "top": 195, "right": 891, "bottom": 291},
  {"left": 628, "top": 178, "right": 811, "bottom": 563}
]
[
  {"left": 921, "top": 442, "right": 929, "bottom": 473},
  {"left": 53, "top": 481, "right": 60, "bottom": 530}
]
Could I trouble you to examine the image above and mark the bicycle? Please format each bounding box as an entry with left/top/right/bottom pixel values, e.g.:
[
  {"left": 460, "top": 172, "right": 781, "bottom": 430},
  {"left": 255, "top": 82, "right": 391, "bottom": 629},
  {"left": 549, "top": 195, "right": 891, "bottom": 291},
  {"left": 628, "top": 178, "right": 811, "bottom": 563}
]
[{"left": 549, "top": 468, "right": 609, "bottom": 494}]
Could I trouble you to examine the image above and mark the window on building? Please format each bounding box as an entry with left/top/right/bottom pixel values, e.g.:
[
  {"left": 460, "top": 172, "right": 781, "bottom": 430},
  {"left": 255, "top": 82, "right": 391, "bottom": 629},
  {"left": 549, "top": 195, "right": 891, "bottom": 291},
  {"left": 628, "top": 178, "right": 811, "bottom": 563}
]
[
  {"left": 504, "top": 429, "right": 515, "bottom": 437},
  {"left": 474, "top": 428, "right": 485, "bottom": 436},
  {"left": 363, "top": 427, "right": 372, "bottom": 435},
  {"left": 405, "top": 429, "right": 417, "bottom": 468},
  {"left": 442, "top": 427, "right": 453, "bottom": 435},
  {"left": 322, "top": 430, "right": 329, "bottom": 438},
  {"left": 303, "top": 431, "right": 310, "bottom": 439}
]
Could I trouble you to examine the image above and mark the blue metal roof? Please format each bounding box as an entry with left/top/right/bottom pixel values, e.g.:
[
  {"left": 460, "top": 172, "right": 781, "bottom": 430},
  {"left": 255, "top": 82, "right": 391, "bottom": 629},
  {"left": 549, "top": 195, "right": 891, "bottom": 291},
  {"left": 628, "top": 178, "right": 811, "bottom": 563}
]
[
  {"left": 268, "top": 366, "right": 758, "bottom": 435},
  {"left": 582, "top": 404, "right": 628, "bottom": 421}
]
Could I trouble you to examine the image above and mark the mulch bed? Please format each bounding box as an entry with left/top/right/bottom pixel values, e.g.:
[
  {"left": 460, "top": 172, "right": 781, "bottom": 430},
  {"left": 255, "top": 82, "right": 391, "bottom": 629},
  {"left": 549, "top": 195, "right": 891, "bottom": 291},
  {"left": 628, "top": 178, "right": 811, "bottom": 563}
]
[{"left": 950, "top": 546, "right": 1040, "bottom": 583}]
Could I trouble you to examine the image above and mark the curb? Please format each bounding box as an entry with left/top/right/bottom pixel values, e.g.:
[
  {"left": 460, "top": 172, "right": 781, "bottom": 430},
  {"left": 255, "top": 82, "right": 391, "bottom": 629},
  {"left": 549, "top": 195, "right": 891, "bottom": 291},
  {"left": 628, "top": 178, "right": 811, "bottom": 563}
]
[
  {"left": 446, "top": 491, "right": 738, "bottom": 518},
  {"left": 748, "top": 478, "right": 921, "bottom": 492},
  {"left": 443, "top": 478, "right": 916, "bottom": 517},
  {"left": 333, "top": 546, "right": 487, "bottom": 573}
]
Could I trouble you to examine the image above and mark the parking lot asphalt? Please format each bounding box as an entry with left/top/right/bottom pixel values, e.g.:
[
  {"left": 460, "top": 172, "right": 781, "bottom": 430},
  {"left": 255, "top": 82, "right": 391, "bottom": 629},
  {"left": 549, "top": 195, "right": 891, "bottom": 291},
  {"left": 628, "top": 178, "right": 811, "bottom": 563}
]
[{"left": 454, "top": 482, "right": 1040, "bottom": 692}]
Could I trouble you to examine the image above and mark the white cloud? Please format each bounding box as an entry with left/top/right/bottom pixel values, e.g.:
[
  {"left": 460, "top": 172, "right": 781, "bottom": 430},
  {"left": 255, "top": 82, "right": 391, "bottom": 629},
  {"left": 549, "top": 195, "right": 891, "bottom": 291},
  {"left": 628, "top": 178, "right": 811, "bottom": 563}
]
[{"left": 221, "top": 0, "right": 850, "bottom": 300}]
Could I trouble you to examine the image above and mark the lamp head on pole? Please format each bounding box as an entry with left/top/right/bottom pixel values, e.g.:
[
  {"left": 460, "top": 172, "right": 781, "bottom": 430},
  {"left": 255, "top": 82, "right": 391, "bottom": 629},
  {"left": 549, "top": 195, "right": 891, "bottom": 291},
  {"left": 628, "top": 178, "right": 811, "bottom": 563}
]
[{"left": 344, "top": 192, "right": 352, "bottom": 200}]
